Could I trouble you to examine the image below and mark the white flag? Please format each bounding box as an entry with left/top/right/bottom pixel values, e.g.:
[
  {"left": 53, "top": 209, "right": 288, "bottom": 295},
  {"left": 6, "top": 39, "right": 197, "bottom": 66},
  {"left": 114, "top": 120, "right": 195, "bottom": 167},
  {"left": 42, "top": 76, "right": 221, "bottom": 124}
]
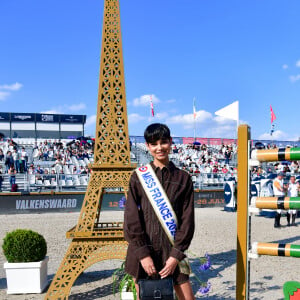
[{"left": 215, "top": 101, "right": 239, "bottom": 121}]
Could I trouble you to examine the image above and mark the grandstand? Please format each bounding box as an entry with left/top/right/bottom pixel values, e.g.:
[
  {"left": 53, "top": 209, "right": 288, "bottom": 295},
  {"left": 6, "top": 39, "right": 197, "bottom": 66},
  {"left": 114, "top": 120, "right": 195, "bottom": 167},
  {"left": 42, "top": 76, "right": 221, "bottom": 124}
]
[
  {"left": 2, "top": 132, "right": 299, "bottom": 194},
  {"left": 0, "top": 136, "right": 238, "bottom": 192}
]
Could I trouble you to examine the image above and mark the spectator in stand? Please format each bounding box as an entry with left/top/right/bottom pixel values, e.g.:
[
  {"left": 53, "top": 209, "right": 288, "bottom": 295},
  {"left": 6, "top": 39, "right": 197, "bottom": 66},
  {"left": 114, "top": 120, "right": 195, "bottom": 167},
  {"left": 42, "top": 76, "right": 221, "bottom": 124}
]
[
  {"left": 8, "top": 140, "right": 15, "bottom": 152},
  {"left": 35, "top": 165, "right": 44, "bottom": 175},
  {"left": 0, "top": 148, "right": 4, "bottom": 161},
  {"left": 43, "top": 148, "right": 49, "bottom": 161},
  {"left": 82, "top": 150, "right": 89, "bottom": 159},
  {"left": 77, "top": 151, "right": 84, "bottom": 160},
  {"left": 194, "top": 167, "right": 200, "bottom": 174},
  {"left": 28, "top": 164, "right": 35, "bottom": 174},
  {"left": 80, "top": 166, "right": 87, "bottom": 174},
  {"left": 8, "top": 165, "right": 16, "bottom": 188},
  {"left": 212, "top": 165, "right": 219, "bottom": 174},
  {"left": 290, "top": 161, "right": 299, "bottom": 174},
  {"left": 84, "top": 166, "right": 90, "bottom": 174},
  {"left": 283, "top": 165, "right": 291, "bottom": 174},
  {"left": 222, "top": 165, "right": 229, "bottom": 174},
  {"left": 224, "top": 146, "right": 232, "bottom": 165},
  {"left": 5, "top": 151, "right": 14, "bottom": 173},
  {"left": 73, "top": 166, "right": 81, "bottom": 175},
  {"left": 20, "top": 147, "right": 27, "bottom": 172},
  {"left": 42, "top": 169, "right": 51, "bottom": 181},
  {"left": 12, "top": 149, "right": 20, "bottom": 173},
  {"left": 204, "top": 164, "right": 212, "bottom": 173},
  {"left": 0, "top": 167, "right": 3, "bottom": 191},
  {"left": 59, "top": 169, "right": 66, "bottom": 181}
]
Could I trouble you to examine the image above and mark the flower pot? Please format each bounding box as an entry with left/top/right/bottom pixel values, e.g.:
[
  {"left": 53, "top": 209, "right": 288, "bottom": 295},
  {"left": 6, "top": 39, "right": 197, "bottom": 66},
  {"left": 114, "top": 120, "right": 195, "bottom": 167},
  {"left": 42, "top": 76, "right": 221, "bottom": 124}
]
[
  {"left": 121, "top": 283, "right": 135, "bottom": 300},
  {"left": 4, "top": 256, "right": 49, "bottom": 294}
]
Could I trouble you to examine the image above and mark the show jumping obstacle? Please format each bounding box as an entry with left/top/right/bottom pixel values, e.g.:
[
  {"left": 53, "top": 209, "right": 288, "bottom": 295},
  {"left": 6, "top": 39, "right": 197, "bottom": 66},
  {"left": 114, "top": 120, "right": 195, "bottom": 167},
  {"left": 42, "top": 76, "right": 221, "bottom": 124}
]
[
  {"left": 236, "top": 125, "right": 300, "bottom": 300},
  {"left": 253, "top": 197, "right": 300, "bottom": 210},
  {"left": 251, "top": 147, "right": 300, "bottom": 162},
  {"left": 251, "top": 242, "right": 300, "bottom": 258}
]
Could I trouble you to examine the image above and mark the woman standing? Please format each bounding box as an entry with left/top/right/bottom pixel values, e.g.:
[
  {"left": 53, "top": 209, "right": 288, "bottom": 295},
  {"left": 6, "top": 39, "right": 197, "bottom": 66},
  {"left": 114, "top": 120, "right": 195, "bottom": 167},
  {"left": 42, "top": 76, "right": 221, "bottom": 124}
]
[{"left": 124, "top": 123, "right": 195, "bottom": 299}]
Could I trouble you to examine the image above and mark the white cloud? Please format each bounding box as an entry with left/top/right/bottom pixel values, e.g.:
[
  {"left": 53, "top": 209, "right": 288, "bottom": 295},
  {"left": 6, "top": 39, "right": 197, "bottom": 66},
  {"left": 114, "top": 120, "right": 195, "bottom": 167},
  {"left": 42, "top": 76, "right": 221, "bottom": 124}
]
[
  {"left": 202, "top": 123, "right": 236, "bottom": 139},
  {"left": 165, "top": 109, "right": 240, "bottom": 138},
  {"left": 282, "top": 64, "right": 288, "bottom": 69},
  {"left": 258, "top": 130, "right": 298, "bottom": 141},
  {"left": 167, "top": 110, "right": 212, "bottom": 127},
  {"left": 290, "top": 74, "right": 300, "bottom": 83},
  {"left": 41, "top": 103, "right": 87, "bottom": 115},
  {"left": 85, "top": 115, "right": 97, "bottom": 127},
  {"left": 67, "top": 103, "right": 86, "bottom": 111},
  {"left": 0, "top": 91, "right": 10, "bottom": 101},
  {"left": 0, "top": 82, "right": 23, "bottom": 101},
  {"left": 147, "top": 112, "right": 169, "bottom": 122},
  {"left": 40, "top": 109, "right": 62, "bottom": 115},
  {"left": 133, "top": 94, "right": 160, "bottom": 107},
  {"left": 0, "top": 82, "right": 23, "bottom": 91},
  {"left": 296, "top": 60, "right": 300, "bottom": 67},
  {"left": 128, "top": 113, "right": 146, "bottom": 123}
]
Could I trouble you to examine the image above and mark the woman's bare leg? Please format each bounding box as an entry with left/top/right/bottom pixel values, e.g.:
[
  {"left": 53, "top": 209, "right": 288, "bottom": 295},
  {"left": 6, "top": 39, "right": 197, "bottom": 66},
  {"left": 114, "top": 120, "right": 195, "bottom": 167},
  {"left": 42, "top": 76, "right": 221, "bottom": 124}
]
[{"left": 174, "top": 281, "right": 195, "bottom": 300}]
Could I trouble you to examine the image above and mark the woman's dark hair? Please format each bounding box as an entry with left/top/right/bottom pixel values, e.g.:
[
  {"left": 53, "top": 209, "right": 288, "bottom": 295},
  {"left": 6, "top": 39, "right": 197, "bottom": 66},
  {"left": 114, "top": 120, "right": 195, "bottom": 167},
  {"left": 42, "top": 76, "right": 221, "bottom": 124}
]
[{"left": 144, "top": 123, "right": 171, "bottom": 143}]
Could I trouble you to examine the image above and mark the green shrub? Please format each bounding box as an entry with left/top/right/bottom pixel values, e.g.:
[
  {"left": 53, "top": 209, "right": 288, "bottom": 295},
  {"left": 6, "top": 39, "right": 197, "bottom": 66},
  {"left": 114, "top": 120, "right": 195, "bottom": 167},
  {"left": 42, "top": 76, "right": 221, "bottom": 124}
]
[{"left": 2, "top": 229, "right": 47, "bottom": 263}]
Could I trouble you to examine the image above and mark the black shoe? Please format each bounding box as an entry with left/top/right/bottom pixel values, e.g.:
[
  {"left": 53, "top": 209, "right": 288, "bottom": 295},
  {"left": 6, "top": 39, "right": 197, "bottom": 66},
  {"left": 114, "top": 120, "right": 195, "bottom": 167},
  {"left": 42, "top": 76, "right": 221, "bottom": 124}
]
[
  {"left": 287, "top": 212, "right": 291, "bottom": 226},
  {"left": 274, "top": 213, "right": 281, "bottom": 228},
  {"left": 292, "top": 214, "right": 297, "bottom": 226}
]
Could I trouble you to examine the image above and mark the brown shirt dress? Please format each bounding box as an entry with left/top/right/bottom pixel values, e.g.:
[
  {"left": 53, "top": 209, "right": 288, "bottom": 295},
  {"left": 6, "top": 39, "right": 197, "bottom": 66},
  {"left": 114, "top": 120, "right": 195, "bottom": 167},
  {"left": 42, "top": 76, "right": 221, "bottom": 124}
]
[{"left": 124, "top": 161, "right": 195, "bottom": 285}]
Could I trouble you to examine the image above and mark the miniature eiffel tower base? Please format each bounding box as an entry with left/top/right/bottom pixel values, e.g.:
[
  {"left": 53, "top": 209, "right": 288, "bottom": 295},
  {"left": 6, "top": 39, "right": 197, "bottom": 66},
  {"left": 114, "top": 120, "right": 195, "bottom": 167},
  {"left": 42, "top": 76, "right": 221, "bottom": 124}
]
[
  {"left": 45, "top": 168, "right": 135, "bottom": 299},
  {"left": 45, "top": 237, "right": 128, "bottom": 299}
]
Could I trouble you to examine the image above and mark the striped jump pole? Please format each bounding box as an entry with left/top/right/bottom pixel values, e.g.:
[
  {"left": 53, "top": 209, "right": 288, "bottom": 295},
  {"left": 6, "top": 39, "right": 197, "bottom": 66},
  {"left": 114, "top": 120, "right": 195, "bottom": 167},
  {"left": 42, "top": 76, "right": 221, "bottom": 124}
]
[
  {"left": 251, "top": 147, "right": 300, "bottom": 162},
  {"left": 251, "top": 242, "right": 300, "bottom": 258},
  {"left": 254, "top": 196, "right": 300, "bottom": 210}
]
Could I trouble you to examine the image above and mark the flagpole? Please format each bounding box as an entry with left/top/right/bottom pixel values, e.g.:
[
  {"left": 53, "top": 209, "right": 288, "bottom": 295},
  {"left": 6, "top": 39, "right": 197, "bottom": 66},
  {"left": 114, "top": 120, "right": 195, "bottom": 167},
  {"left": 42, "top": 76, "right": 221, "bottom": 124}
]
[
  {"left": 193, "top": 97, "right": 196, "bottom": 141},
  {"left": 236, "top": 101, "right": 239, "bottom": 142}
]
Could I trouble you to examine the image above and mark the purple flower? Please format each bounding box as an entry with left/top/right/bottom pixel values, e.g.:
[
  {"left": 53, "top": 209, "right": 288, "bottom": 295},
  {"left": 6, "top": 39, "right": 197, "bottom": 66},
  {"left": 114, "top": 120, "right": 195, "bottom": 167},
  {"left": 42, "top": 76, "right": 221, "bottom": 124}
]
[
  {"left": 199, "top": 253, "right": 211, "bottom": 271},
  {"left": 198, "top": 281, "right": 211, "bottom": 295},
  {"left": 119, "top": 196, "right": 126, "bottom": 209}
]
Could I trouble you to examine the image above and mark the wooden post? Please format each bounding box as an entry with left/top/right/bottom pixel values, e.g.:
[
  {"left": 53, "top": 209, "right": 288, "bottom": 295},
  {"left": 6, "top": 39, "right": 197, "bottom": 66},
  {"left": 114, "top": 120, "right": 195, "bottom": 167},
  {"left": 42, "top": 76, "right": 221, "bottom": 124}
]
[{"left": 236, "top": 124, "right": 250, "bottom": 300}]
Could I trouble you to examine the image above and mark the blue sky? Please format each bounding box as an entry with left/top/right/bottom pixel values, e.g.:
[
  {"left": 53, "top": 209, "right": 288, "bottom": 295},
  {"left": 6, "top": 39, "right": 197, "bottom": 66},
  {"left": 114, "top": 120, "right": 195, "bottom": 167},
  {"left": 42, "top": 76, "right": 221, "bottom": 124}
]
[{"left": 1, "top": 0, "right": 300, "bottom": 140}]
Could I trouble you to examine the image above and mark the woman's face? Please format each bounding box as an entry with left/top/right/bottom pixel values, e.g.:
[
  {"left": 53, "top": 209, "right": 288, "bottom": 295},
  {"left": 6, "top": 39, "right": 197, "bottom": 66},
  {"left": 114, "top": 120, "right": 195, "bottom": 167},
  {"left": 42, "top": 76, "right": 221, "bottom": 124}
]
[{"left": 146, "top": 138, "right": 172, "bottom": 164}]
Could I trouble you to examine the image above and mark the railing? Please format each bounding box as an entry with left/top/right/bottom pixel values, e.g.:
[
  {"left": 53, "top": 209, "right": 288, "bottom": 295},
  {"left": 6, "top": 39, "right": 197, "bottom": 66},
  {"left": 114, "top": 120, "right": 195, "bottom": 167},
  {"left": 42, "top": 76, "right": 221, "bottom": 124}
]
[
  {"left": 0, "top": 172, "right": 238, "bottom": 192},
  {"left": 0, "top": 173, "right": 90, "bottom": 192}
]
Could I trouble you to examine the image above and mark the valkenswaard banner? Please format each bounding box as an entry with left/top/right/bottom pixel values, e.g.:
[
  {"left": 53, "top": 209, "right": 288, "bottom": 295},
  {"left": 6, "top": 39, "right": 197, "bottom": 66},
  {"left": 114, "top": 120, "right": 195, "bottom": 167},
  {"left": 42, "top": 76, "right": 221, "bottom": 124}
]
[
  {"left": 0, "top": 190, "right": 225, "bottom": 214},
  {"left": 0, "top": 193, "right": 126, "bottom": 214}
]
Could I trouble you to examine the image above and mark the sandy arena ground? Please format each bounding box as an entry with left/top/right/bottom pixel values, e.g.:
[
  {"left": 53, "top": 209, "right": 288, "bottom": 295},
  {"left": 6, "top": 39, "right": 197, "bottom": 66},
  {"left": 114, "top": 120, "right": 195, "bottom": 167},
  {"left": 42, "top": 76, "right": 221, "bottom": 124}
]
[{"left": 0, "top": 208, "right": 299, "bottom": 300}]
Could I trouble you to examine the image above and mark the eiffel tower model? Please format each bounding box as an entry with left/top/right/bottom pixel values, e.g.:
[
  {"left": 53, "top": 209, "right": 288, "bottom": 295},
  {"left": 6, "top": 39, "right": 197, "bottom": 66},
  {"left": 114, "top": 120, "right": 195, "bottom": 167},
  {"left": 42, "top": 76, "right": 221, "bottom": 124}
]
[{"left": 45, "top": 0, "right": 136, "bottom": 298}]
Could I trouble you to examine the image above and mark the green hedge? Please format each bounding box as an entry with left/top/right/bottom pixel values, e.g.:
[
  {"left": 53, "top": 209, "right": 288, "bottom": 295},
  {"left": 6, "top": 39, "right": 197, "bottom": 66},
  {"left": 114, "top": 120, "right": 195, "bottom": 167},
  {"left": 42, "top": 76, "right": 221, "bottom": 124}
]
[{"left": 2, "top": 229, "right": 47, "bottom": 263}]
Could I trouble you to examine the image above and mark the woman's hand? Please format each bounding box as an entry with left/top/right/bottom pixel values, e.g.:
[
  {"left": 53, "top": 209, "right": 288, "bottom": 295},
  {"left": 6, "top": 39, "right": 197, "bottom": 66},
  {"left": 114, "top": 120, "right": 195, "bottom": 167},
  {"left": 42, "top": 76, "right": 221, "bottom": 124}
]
[
  {"left": 140, "top": 256, "right": 156, "bottom": 276},
  {"left": 159, "top": 257, "right": 178, "bottom": 278}
]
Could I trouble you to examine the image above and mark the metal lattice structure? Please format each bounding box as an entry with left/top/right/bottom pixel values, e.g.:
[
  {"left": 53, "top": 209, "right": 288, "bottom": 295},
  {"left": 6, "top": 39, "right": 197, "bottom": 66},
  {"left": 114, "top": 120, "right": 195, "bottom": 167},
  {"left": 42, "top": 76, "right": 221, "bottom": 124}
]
[{"left": 45, "top": 0, "right": 135, "bottom": 298}]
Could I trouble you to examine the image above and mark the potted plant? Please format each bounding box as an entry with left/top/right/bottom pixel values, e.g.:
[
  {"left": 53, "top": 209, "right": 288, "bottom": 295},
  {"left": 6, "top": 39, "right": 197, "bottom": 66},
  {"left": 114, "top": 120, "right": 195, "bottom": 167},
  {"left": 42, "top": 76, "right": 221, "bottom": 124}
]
[
  {"left": 113, "top": 261, "right": 137, "bottom": 300},
  {"left": 2, "top": 229, "right": 48, "bottom": 294}
]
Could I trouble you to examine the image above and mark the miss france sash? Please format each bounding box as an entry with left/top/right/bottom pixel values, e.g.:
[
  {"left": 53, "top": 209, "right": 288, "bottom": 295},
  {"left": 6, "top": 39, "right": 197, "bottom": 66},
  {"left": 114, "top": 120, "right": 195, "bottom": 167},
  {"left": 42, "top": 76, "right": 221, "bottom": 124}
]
[{"left": 136, "top": 164, "right": 190, "bottom": 275}]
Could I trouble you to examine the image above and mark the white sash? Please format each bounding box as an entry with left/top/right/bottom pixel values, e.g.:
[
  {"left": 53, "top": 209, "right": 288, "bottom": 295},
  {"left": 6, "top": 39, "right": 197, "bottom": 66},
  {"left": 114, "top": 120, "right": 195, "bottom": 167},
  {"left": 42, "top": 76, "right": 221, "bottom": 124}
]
[{"left": 136, "top": 164, "right": 190, "bottom": 275}]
